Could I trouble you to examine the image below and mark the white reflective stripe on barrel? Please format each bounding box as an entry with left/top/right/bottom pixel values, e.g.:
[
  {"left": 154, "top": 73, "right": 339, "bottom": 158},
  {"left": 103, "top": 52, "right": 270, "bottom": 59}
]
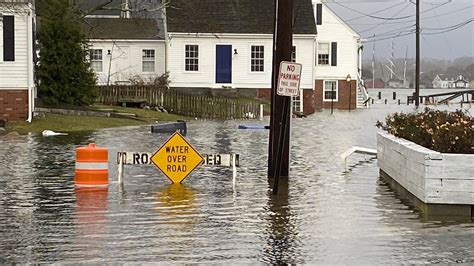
[
  {"left": 75, "top": 183, "right": 109, "bottom": 188},
  {"left": 75, "top": 162, "right": 108, "bottom": 170}
]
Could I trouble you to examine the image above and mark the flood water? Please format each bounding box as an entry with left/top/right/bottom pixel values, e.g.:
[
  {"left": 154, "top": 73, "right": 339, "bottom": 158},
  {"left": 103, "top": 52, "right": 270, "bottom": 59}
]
[{"left": 1, "top": 102, "right": 473, "bottom": 264}]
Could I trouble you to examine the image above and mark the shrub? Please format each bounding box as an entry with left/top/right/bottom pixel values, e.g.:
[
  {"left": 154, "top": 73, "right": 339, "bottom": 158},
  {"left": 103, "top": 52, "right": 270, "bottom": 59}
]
[
  {"left": 36, "top": 0, "right": 97, "bottom": 106},
  {"left": 129, "top": 72, "right": 170, "bottom": 87},
  {"left": 376, "top": 108, "right": 473, "bottom": 154}
]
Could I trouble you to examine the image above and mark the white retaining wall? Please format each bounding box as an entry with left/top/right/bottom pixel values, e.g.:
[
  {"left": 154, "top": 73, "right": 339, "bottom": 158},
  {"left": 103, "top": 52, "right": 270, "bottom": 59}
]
[{"left": 377, "top": 131, "right": 474, "bottom": 205}]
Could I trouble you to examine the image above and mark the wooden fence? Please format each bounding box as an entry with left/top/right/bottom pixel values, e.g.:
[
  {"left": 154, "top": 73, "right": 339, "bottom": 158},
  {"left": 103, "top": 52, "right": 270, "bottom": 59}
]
[
  {"left": 96, "top": 85, "right": 167, "bottom": 106},
  {"left": 96, "top": 85, "right": 260, "bottom": 119}
]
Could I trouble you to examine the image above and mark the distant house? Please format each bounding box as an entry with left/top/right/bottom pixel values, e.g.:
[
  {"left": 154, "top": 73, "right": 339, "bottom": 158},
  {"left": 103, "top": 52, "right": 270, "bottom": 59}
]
[
  {"left": 453, "top": 75, "right": 469, "bottom": 88},
  {"left": 432, "top": 74, "right": 469, "bottom": 89},
  {"left": 166, "top": 0, "right": 317, "bottom": 114},
  {"left": 82, "top": 18, "right": 166, "bottom": 85},
  {"left": 312, "top": 0, "right": 364, "bottom": 111},
  {"left": 432, "top": 75, "right": 453, "bottom": 88},
  {"left": 0, "top": 0, "right": 36, "bottom": 121},
  {"left": 364, "top": 79, "right": 385, "bottom": 89}
]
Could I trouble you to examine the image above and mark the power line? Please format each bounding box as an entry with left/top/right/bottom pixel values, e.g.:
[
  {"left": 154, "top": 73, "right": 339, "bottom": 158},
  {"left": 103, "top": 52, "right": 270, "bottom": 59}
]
[
  {"left": 358, "top": 3, "right": 412, "bottom": 34},
  {"left": 345, "top": 2, "right": 404, "bottom": 22},
  {"left": 333, "top": 0, "right": 451, "bottom": 21},
  {"left": 334, "top": 1, "right": 414, "bottom": 20},
  {"left": 364, "top": 24, "right": 415, "bottom": 38},
  {"left": 422, "top": 19, "right": 473, "bottom": 34},
  {"left": 422, "top": 19, "right": 473, "bottom": 31},
  {"left": 323, "top": 3, "right": 474, "bottom": 26},
  {"left": 363, "top": 32, "right": 414, "bottom": 43},
  {"left": 362, "top": 18, "right": 472, "bottom": 39},
  {"left": 362, "top": 18, "right": 473, "bottom": 43}
]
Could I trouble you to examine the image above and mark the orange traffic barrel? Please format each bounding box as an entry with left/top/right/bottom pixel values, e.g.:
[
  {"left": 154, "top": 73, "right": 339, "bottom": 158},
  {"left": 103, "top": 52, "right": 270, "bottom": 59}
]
[{"left": 75, "top": 143, "right": 109, "bottom": 187}]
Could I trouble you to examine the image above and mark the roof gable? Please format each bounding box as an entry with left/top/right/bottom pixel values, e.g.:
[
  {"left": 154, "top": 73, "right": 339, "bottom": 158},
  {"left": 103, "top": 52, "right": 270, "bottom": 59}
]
[
  {"left": 167, "top": 0, "right": 317, "bottom": 35},
  {"left": 322, "top": 3, "right": 360, "bottom": 37}
]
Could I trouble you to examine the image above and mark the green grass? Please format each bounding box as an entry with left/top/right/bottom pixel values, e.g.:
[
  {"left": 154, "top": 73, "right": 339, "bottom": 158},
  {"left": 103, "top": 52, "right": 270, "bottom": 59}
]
[
  {"left": 7, "top": 114, "right": 146, "bottom": 135},
  {"left": 92, "top": 104, "right": 186, "bottom": 122},
  {"left": 6, "top": 104, "right": 188, "bottom": 135}
]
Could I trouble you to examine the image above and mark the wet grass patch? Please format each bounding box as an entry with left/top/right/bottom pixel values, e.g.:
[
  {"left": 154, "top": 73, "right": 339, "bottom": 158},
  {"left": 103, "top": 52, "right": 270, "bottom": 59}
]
[{"left": 6, "top": 104, "right": 188, "bottom": 135}]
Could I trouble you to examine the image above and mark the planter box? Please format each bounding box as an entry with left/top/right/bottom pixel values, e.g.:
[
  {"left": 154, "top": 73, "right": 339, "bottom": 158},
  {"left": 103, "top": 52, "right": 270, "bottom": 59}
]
[{"left": 377, "top": 131, "right": 474, "bottom": 217}]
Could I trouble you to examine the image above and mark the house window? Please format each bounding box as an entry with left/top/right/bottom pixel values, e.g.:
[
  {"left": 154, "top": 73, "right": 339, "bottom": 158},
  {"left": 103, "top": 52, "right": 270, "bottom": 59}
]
[
  {"left": 251, "top": 45, "right": 264, "bottom": 72},
  {"left": 291, "top": 46, "right": 300, "bottom": 112},
  {"left": 142, "top": 49, "right": 155, "bottom": 72},
  {"left": 317, "top": 43, "right": 329, "bottom": 65},
  {"left": 323, "top": 80, "right": 338, "bottom": 101},
  {"left": 3, "top": 16, "right": 15, "bottom": 61},
  {"left": 90, "top": 49, "right": 103, "bottom": 72},
  {"left": 185, "top": 45, "right": 199, "bottom": 71},
  {"left": 292, "top": 95, "right": 301, "bottom": 112},
  {"left": 291, "top": 46, "right": 296, "bottom": 62}
]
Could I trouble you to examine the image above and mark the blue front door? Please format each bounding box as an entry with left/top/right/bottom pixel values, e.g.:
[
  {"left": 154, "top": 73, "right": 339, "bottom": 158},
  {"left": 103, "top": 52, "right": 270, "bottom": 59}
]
[{"left": 216, "top": 45, "right": 232, "bottom": 84}]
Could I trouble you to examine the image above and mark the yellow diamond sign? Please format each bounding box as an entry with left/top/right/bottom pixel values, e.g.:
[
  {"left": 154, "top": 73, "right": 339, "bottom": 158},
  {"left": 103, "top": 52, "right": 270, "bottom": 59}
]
[{"left": 151, "top": 131, "right": 204, "bottom": 184}]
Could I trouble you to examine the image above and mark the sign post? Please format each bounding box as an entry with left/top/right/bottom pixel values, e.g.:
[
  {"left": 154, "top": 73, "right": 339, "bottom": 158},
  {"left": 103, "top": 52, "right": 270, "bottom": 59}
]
[
  {"left": 268, "top": 0, "right": 294, "bottom": 196},
  {"left": 277, "top": 61, "right": 302, "bottom": 97}
]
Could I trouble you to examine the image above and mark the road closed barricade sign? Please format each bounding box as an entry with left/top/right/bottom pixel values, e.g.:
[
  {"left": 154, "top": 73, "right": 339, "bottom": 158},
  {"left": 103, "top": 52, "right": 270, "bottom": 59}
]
[{"left": 115, "top": 132, "right": 239, "bottom": 185}]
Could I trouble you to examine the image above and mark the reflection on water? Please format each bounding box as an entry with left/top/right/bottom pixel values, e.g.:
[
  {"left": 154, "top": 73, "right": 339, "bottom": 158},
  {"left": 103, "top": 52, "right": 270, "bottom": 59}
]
[
  {"left": 0, "top": 102, "right": 473, "bottom": 263},
  {"left": 155, "top": 184, "right": 197, "bottom": 225},
  {"left": 74, "top": 188, "right": 109, "bottom": 261},
  {"left": 263, "top": 177, "right": 301, "bottom": 264}
]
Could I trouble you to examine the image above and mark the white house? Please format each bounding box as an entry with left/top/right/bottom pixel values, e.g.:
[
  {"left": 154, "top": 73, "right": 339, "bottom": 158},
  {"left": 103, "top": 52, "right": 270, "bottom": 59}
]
[
  {"left": 432, "top": 75, "right": 453, "bottom": 88},
  {"left": 453, "top": 75, "right": 469, "bottom": 89},
  {"left": 312, "top": 0, "right": 364, "bottom": 111},
  {"left": 166, "top": 0, "right": 317, "bottom": 113},
  {"left": 75, "top": 0, "right": 366, "bottom": 114},
  {"left": 432, "top": 74, "right": 469, "bottom": 89},
  {"left": 82, "top": 18, "right": 166, "bottom": 85},
  {"left": 0, "top": 0, "right": 35, "bottom": 121}
]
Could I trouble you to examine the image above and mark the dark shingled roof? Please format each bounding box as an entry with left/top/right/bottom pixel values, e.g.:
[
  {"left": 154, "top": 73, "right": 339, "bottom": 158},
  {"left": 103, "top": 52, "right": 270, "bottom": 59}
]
[
  {"left": 167, "top": 0, "right": 317, "bottom": 35},
  {"left": 81, "top": 18, "right": 164, "bottom": 40}
]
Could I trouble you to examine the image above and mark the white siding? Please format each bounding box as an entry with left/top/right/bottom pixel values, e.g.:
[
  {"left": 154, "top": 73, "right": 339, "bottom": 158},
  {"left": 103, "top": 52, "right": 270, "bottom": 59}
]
[
  {"left": 168, "top": 34, "right": 315, "bottom": 89},
  {"left": 313, "top": 2, "right": 360, "bottom": 80},
  {"left": 89, "top": 40, "right": 166, "bottom": 85},
  {"left": 293, "top": 38, "right": 315, "bottom": 89},
  {"left": 0, "top": 5, "right": 30, "bottom": 90}
]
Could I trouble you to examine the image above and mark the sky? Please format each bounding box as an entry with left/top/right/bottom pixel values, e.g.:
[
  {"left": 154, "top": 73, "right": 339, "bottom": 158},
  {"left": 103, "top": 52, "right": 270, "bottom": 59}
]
[{"left": 323, "top": 0, "right": 474, "bottom": 60}]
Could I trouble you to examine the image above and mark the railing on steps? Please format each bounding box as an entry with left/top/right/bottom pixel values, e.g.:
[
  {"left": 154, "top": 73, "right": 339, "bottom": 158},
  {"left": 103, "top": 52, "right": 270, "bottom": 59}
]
[{"left": 357, "top": 75, "right": 371, "bottom": 108}]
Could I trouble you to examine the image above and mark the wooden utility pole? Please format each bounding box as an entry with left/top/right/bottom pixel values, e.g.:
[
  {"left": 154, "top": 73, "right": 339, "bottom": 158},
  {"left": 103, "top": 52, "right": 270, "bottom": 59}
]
[
  {"left": 268, "top": 0, "right": 293, "bottom": 190},
  {"left": 415, "top": 0, "right": 420, "bottom": 107}
]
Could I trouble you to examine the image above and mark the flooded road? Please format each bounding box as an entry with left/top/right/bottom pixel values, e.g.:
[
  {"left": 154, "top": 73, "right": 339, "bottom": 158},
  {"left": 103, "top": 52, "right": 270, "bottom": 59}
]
[{"left": 1, "top": 104, "right": 473, "bottom": 264}]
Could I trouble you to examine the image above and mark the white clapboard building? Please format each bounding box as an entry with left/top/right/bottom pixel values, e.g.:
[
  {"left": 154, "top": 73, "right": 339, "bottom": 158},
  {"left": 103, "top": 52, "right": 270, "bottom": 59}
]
[
  {"left": 0, "top": 0, "right": 35, "bottom": 121},
  {"left": 81, "top": 17, "right": 166, "bottom": 85},
  {"left": 166, "top": 0, "right": 317, "bottom": 113},
  {"left": 312, "top": 0, "right": 366, "bottom": 111}
]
